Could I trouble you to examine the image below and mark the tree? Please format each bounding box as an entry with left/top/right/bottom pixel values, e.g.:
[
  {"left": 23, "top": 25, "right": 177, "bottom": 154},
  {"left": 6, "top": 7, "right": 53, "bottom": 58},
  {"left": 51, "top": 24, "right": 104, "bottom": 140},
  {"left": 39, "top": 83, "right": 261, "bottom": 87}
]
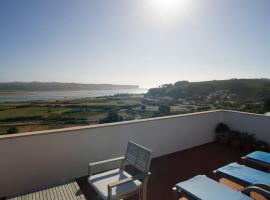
[
  {"left": 141, "top": 105, "right": 146, "bottom": 112},
  {"left": 99, "top": 111, "right": 123, "bottom": 124},
  {"left": 265, "top": 98, "right": 270, "bottom": 111},
  {"left": 6, "top": 126, "right": 19, "bottom": 134},
  {"left": 158, "top": 105, "right": 170, "bottom": 115}
]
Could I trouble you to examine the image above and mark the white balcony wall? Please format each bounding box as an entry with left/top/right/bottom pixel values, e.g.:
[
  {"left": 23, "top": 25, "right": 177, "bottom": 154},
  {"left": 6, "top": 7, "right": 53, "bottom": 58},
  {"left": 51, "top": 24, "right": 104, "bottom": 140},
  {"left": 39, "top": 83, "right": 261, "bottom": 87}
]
[
  {"left": 0, "top": 111, "right": 221, "bottom": 197},
  {"left": 222, "top": 110, "right": 270, "bottom": 144}
]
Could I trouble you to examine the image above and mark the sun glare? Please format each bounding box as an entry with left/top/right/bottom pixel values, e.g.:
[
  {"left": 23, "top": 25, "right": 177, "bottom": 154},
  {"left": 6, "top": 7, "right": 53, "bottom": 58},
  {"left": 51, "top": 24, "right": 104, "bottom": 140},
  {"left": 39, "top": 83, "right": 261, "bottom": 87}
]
[{"left": 148, "top": 0, "right": 189, "bottom": 19}]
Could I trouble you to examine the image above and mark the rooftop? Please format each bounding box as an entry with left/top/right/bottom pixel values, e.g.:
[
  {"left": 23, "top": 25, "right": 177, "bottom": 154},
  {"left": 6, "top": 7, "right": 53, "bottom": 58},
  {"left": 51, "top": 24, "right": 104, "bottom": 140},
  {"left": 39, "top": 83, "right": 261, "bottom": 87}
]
[{"left": 0, "top": 110, "right": 269, "bottom": 199}]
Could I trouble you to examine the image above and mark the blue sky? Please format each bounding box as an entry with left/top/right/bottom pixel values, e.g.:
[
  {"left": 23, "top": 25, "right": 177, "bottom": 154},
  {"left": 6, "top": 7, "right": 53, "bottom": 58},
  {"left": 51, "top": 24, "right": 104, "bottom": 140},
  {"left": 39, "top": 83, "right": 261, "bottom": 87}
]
[{"left": 0, "top": 0, "right": 270, "bottom": 88}]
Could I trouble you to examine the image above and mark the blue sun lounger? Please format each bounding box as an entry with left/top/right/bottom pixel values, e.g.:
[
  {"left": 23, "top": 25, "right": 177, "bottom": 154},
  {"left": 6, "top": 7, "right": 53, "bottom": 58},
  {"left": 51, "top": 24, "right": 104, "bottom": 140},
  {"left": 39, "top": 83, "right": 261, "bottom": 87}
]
[
  {"left": 242, "top": 151, "right": 270, "bottom": 169},
  {"left": 214, "top": 162, "right": 270, "bottom": 187},
  {"left": 174, "top": 175, "right": 254, "bottom": 200}
]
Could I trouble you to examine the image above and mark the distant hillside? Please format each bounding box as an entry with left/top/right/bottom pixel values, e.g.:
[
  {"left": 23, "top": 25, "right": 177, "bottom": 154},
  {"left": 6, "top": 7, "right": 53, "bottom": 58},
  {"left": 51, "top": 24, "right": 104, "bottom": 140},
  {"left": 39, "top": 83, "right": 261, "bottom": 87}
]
[
  {"left": 145, "top": 79, "right": 270, "bottom": 102},
  {"left": 0, "top": 82, "right": 139, "bottom": 91}
]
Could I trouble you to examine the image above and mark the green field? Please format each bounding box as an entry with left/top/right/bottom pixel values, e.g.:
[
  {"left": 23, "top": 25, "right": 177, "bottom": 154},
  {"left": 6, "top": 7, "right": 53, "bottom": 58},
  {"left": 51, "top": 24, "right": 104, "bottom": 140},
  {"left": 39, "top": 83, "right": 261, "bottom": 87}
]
[
  {"left": 0, "top": 104, "right": 17, "bottom": 111},
  {"left": 0, "top": 95, "right": 191, "bottom": 135},
  {"left": 0, "top": 107, "right": 69, "bottom": 120},
  {"left": 0, "top": 96, "right": 151, "bottom": 135}
]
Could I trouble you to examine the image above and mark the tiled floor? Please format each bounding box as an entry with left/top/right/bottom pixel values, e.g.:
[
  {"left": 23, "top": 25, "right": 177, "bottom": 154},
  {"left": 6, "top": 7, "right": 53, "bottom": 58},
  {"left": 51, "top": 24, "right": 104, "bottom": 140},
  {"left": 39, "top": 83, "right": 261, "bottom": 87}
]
[{"left": 8, "top": 181, "right": 85, "bottom": 200}]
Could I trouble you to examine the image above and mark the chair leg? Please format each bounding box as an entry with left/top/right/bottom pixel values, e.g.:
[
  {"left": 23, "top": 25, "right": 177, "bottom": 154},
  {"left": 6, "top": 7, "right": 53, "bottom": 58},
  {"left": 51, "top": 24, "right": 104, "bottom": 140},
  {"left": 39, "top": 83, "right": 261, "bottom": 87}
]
[
  {"left": 142, "top": 176, "right": 149, "bottom": 200},
  {"left": 138, "top": 189, "right": 143, "bottom": 200}
]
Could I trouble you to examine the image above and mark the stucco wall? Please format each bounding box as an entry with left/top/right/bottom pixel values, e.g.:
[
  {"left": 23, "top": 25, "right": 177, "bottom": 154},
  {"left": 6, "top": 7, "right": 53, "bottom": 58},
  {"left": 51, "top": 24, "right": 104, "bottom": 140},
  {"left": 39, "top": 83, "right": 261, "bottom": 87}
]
[{"left": 0, "top": 111, "right": 220, "bottom": 197}]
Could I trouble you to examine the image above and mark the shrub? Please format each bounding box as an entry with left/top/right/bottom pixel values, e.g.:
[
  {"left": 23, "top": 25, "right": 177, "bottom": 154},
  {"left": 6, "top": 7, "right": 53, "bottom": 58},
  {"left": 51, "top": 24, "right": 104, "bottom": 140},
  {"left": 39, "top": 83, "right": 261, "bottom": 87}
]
[
  {"left": 6, "top": 126, "right": 19, "bottom": 134},
  {"left": 99, "top": 111, "right": 123, "bottom": 124},
  {"left": 215, "top": 123, "right": 230, "bottom": 144},
  {"left": 241, "top": 133, "right": 256, "bottom": 145},
  {"left": 255, "top": 139, "right": 268, "bottom": 150},
  {"left": 215, "top": 123, "right": 230, "bottom": 134},
  {"left": 158, "top": 105, "right": 170, "bottom": 115},
  {"left": 228, "top": 130, "right": 241, "bottom": 140}
]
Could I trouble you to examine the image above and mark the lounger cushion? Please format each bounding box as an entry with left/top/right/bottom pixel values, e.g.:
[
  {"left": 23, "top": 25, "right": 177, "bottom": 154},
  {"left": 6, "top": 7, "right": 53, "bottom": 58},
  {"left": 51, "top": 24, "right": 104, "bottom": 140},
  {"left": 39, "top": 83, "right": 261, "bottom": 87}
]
[
  {"left": 246, "top": 151, "right": 270, "bottom": 165},
  {"left": 216, "top": 162, "right": 270, "bottom": 186},
  {"left": 176, "top": 175, "right": 252, "bottom": 200},
  {"left": 88, "top": 168, "right": 141, "bottom": 199}
]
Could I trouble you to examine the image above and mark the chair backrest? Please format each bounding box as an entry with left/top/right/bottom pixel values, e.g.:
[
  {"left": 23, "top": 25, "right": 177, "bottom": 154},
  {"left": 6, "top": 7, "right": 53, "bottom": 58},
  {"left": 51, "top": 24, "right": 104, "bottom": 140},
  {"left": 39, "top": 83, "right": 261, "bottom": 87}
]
[{"left": 125, "top": 141, "right": 152, "bottom": 173}]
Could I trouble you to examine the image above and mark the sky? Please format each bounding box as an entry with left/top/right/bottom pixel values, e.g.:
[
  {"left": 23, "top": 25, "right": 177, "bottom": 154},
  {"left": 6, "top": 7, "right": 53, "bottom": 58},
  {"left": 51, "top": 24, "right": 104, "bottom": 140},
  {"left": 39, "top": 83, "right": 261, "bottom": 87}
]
[{"left": 0, "top": 0, "right": 270, "bottom": 88}]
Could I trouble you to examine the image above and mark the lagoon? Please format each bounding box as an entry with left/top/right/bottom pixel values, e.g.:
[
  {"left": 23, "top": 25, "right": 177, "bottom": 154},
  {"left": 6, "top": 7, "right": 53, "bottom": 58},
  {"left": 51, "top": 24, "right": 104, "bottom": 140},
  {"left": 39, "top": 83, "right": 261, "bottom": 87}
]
[{"left": 0, "top": 88, "right": 148, "bottom": 102}]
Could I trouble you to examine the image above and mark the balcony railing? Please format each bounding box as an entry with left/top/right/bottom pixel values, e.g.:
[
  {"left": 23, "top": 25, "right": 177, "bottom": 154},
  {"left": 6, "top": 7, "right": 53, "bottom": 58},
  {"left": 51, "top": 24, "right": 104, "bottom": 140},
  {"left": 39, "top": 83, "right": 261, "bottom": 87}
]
[{"left": 0, "top": 110, "right": 269, "bottom": 198}]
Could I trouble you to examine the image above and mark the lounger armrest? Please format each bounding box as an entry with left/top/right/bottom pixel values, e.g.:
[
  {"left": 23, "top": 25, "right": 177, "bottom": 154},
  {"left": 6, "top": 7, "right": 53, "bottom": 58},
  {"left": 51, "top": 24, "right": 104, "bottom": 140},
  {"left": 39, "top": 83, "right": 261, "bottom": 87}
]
[
  {"left": 241, "top": 156, "right": 247, "bottom": 163},
  {"left": 241, "top": 156, "right": 270, "bottom": 169},
  {"left": 88, "top": 156, "right": 125, "bottom": 176},
  {"left": 242, "top": 186, "right": 270, "bottom": 199},
  {"left": 252, "top": 184, "right": 270, "bottom": 191}
]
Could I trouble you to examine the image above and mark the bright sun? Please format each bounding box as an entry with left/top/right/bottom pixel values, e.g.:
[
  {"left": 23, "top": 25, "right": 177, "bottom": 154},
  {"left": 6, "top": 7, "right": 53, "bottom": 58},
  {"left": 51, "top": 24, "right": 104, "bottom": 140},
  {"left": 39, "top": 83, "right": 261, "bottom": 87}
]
[{"left": 148, "top": 0, "right": 189, "bottom": 18}]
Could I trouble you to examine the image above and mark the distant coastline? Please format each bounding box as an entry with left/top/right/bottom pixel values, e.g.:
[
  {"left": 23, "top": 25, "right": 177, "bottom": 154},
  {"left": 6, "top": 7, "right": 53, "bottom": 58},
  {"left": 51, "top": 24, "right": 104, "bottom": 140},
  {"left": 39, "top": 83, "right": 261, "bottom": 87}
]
[{"left": 0, "top": 82, "right": 139, "bottom": 92}]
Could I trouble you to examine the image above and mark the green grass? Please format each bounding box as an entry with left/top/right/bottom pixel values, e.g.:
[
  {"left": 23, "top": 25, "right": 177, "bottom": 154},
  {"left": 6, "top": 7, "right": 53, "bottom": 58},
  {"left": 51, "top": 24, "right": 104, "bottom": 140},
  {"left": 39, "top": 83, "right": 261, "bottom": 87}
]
[
  {"left": 87, "top": 113, "right": 107, "bottom": 122},
  {"left": 146, "top": 106, "right": 159, "bottom": 112},
  {"left": 170, "top": 106, "right": 189, "bottom": 112},
  {"left": 61, "top": 98, "right": 140, "bottom": 106},
  {"left": 0, "top": 96, "right": 145, "bottom": 135},
  {"left": 83, "top": 98, "right": 141, "bottom": 106},
  {"left": 0, "top": 104, "right": 17, "bottom": 111},
  {"left": 0, "top": 107, "right": 69, "bottom": 120}
]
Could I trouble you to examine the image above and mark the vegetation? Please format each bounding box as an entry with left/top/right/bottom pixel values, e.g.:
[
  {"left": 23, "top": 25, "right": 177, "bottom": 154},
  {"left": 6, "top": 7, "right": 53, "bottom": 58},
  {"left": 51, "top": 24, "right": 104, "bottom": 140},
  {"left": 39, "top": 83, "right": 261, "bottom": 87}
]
[
  {"left": 0, "top": 96, "right": 149, "bottom": 135},
  {"left": 215, "top": 123, "right": 230, "bottom": 135},
  {"left": 146, "top": 79, "right": 270, "bottom": 101},
  {"left": 264, "top": 98, "right": 270, "bottom": 111},
  {"left": 215, "top": 123, "right": 269, "bottom": 151},
  {"left": 145, "top": 79, "right": 270, "bottom": 114},
  {"left": 1, "top": 79, "right": 270, "bottom": 135},
  {"left": 158, "top": 105, "right": 171, "bottom": 116},
  {"left": 99, "top": 111, "right": 123, "bottom": 124},
  {"left": 6, "top": 126, "right": 18, "bottom": 134}
]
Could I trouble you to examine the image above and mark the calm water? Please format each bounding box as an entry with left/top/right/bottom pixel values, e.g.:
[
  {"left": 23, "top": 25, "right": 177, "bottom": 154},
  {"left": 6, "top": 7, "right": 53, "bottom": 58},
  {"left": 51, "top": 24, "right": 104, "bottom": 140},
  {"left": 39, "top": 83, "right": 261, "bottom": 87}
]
[{"left": 0, "top": 89, "right": 148, "bottom": 102}]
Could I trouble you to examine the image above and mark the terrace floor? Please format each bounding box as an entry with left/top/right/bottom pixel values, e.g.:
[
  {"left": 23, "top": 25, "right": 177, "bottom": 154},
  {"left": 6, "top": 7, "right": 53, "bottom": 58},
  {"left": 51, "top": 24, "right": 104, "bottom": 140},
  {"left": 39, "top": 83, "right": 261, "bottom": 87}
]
[{"left": 77, "top": 142, "right": 266, "bottom": 200}]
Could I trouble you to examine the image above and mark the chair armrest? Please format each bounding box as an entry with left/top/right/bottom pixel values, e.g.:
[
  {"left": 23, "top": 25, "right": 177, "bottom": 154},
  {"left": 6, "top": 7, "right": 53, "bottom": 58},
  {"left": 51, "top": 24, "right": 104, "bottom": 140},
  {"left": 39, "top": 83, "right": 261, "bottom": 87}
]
[
  {"left": 242, "top": 186, "right": 270, "bottom": 199},
  {"left": 108, "top": 172, "right": 150, "bottom": 188},
  {"left": 107, "top": 172, "right": 150, "bottom": 199},
  {"left": 241, "top": 156, "right": 270, "bottom": 170},
  {"left": 88, "top": 156, "right": 125, "bottom": 176}
]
